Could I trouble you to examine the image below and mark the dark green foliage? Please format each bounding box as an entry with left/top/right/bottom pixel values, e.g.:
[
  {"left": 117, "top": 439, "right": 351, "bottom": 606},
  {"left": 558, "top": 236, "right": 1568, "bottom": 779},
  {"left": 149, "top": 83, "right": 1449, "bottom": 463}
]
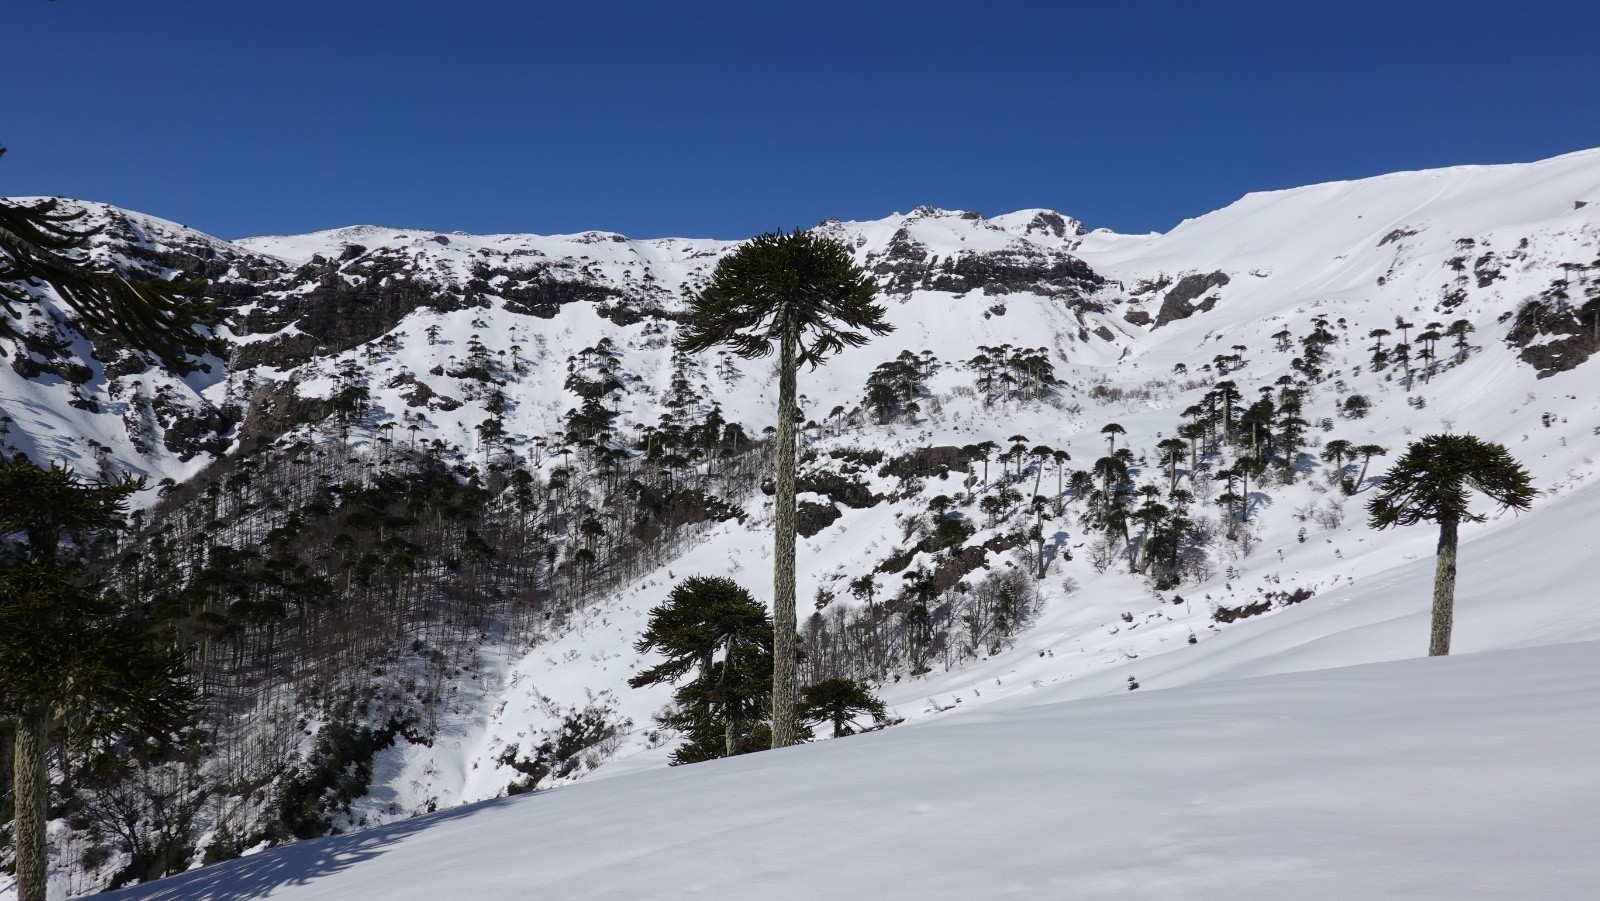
[
  {"left": 271, "top": 716, "right": 413, "bottom": 840},
  {"left": 1366, "top": 435, "right": 1536, "bottom": 530},
  {"left": 675, "top": 229, "right": 890, "bottom": 365},
  {"left": 1322, "top": 439, "right": 1354, "bottom": 489},
  {"left": 1, "top": 455, "right": 195, "bottom": 901},
  {"left": 629, "top": 576, "right": 777, "bottom": 765},
  {"left": 1368, "top": 434, "right": 1535, "bottom": 656},
  {"left": 563, "top": 339, "right": 625, "bottom": 443},
  {"left": 798, "top": 678, "right": 891, "bottom": 737},
  {"left": 926, "top": 507, "right": 977, "bottom": 554},
  {"left": 627, "top": 480, "right": 744, "bottom": 539},
  {"left": 1134, "top": 487, "right": 1197, "bottom": 589},
  {"left": 1297, "top": 318, "right": 1337, "bottom": 379},
  {"left": 0, "top": 455, "right": 195, "bottom": 744},
  {"left": 966, "top": 343, "right": 1058, "bottom": 405},
  {"left": 0, "top": 152, "right": 216, "bottom": 371},
  {"left": 676, "top": 228, "right": 892, "bottom": 750},
  {"left": 864, "top": 350, "right": 937, "bottom": 423}
]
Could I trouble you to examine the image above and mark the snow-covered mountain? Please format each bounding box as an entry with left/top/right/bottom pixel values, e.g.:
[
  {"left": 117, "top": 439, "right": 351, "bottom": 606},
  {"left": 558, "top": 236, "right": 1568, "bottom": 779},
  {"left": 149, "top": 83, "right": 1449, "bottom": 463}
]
[{"left": 5, "top": 148, "right": 1600, "bottom": 899}]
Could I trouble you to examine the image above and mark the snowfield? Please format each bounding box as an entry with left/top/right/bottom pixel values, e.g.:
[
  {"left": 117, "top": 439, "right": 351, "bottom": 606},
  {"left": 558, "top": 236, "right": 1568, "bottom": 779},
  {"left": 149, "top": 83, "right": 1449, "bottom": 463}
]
[{"left": 102, "top": 639, "right": 1600, "bottom": 900}]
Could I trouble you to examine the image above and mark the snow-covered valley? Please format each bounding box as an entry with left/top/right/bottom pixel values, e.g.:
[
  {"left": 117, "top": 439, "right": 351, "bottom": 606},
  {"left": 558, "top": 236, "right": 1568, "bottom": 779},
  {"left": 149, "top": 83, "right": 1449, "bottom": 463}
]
[{"left": 4, "top": 147, "right": 1600, "bottom": 899}]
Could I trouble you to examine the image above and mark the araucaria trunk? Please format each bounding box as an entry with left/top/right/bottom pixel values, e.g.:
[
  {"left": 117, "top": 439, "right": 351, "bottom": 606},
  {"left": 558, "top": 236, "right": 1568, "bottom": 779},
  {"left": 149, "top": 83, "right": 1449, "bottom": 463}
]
[
  {"left": 770, "top": 321, "right": 799, "bottom": 748},
  {"left": 14, "top": 709, "right": 49, "bottom": 901},
  {"left": 1429, "top": 515, "right": 1460, "bottom": 656}
]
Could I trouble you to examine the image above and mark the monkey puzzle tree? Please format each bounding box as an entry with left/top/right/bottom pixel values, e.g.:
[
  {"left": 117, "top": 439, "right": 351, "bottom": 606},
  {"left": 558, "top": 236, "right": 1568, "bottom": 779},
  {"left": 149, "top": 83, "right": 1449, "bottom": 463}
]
[
  {"left": 1211, "top": 380, "right": 1242, "bottom": 444},
  {"left": 1100, "top": 422, "right": 1125, "bottom": 453},
  {"left": 798, "top": 677, "right": 890, "bottom": 738},
  {"left": 1157, "top": 437, "right": 1187, "bottom": 494},
  {"left": 1051, "top": 449, "right": 1072, "bottom": 514},
  {"left": 1366, "top": 435, "right": 1535, "bottom": 657},
  {"left": 1, "top": 457, "right": 194, "bottom": 901},
  {"left": 1321, "top": 439, "right": 1354, "bottom": 486},
  {"left": 675, "top": 229, "right": 891, "bottom": 748},
  {"left": 629, "top": 576, "right": 776, "bottom": 763},
  {"left": 1352, "top": 444, "right": 1388, "bottom": 490}
]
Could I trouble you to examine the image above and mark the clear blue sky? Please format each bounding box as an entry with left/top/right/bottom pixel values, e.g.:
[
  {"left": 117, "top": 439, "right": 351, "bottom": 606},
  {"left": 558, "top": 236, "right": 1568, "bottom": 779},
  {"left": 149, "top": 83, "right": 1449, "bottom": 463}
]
[{"left": 6, "top": 0, "right": 1599, "bottom": 240}]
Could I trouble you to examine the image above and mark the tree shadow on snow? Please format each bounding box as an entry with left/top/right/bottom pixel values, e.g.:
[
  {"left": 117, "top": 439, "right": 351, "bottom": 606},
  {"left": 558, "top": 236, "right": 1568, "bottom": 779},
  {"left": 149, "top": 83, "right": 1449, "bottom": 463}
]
[{"left": 102, "top": 797, "right": 519, "bottom": 901}]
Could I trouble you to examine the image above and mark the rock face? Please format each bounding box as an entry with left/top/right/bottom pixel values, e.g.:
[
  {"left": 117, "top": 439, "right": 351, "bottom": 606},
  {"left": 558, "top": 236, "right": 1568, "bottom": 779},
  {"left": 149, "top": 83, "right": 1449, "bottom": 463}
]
[
  {"left": 1506, "top": 290, "right": 1600, "bottom": 378},
  {"left": 1154, "top": 271, "right": 1230, "bottom": 327},
  {"left": 859, "top": 208, "right": 1105, "bottom": 334},
  {"left": 1013, "top": 210, "right": 1086, "bottom": 240},
  {"left": 923, "top": 250, "right": 1101, "bottom": 297},
  {"left": 232, "top": 248, "right": 470, "bottom": 370}
]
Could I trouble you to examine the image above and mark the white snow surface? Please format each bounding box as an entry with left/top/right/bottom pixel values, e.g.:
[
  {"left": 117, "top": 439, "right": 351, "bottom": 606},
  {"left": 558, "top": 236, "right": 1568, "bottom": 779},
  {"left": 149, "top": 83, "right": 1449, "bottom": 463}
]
[
  {"left": 102, "top": 640, "right": 1600, "bottom": 900},
  {"left": 7, "top": 148, "right": 1600, "bottom": 899}
]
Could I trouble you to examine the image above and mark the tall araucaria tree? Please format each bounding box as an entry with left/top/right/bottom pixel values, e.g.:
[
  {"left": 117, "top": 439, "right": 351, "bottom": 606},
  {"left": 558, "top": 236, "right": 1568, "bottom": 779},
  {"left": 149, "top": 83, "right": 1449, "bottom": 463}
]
[
  {"left": 675, "top": 229, "right": 891, "bottom": 748},
  {"left": 1366, "top": 434, "right": 1535, "bottom": 657}
]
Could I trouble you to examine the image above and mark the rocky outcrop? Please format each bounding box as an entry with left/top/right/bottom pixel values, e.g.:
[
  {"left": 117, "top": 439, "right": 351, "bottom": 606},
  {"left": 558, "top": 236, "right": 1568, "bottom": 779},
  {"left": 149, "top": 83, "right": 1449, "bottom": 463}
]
[
  {"left": 1013, "top": 210, "right": 1086, "bottom": 240},
  {"left": 925, "top": 250, "right": 1102, "bottom": 297},
  {"left": 467, "top": 262, "right": 627, "bottom": 320},
  {"left": 151, "top": 383, "right": 234, "bottom": 461},
  {"left": 865, "top": 221, "right": 1104, "bottom": 302},
  {"left": 230, "top": 249, "right": 469, "bottom": 370},
  {"left": 1505, "top": 272, "right": 1600, "bottom": 377},
  {"left": 1154, "top": 271, "right": 1230, "bottom": 327}
]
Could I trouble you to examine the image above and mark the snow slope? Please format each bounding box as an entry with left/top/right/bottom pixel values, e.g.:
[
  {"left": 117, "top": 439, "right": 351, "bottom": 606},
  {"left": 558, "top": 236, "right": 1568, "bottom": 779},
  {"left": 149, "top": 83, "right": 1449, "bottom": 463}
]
[{"left": 101, "top": 639, "right": 1600, "bottom": 900}]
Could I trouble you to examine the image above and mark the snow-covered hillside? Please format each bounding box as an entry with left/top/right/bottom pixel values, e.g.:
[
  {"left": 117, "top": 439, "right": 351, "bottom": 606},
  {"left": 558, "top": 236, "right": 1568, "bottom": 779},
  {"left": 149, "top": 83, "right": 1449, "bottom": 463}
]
[
  {"left": 4, "top": 148, "right": 1600, "bottom": 899},
  {"left": 103, "top": 640, "right": 1600, "bottom": 900}
]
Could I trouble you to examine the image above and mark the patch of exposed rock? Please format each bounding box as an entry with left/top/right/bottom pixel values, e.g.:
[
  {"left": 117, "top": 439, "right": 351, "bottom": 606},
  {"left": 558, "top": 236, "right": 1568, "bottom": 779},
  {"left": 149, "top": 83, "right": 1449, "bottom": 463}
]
[{"left": 1154, "top": 271, "right": 1230, "bottom": 327}]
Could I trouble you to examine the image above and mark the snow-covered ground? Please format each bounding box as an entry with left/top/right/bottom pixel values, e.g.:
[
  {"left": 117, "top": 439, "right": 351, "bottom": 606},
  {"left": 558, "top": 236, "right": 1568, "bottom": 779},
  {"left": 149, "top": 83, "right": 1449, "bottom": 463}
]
[{"left": 102, "top": 638, "right": 1600, "bottom": 900}]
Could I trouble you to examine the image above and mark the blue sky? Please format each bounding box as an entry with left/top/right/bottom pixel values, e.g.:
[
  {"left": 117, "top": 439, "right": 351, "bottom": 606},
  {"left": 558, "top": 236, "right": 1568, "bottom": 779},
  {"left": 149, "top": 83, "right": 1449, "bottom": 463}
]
[{"left": 5, "top": 1, "right": 1599, "bottom": 240}]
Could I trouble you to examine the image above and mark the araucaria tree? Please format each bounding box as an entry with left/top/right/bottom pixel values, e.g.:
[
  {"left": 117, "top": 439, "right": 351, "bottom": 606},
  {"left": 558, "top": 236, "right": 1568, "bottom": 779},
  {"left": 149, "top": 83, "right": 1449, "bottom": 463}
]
[
  {"left": 1, "top": 457, "right": 194, "bottom": 901},
  {"left": 676, "top": 229, "right": 891, "bottom": 748},
  {"left": 628, "top": 576, "right": 777, "bottom": 763},
  {"left": 1366, "top": 435, "right": 1536, "bottom": 656},
  {"left": 798, "top": 678, "right": 891, "bottom": 738}
]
